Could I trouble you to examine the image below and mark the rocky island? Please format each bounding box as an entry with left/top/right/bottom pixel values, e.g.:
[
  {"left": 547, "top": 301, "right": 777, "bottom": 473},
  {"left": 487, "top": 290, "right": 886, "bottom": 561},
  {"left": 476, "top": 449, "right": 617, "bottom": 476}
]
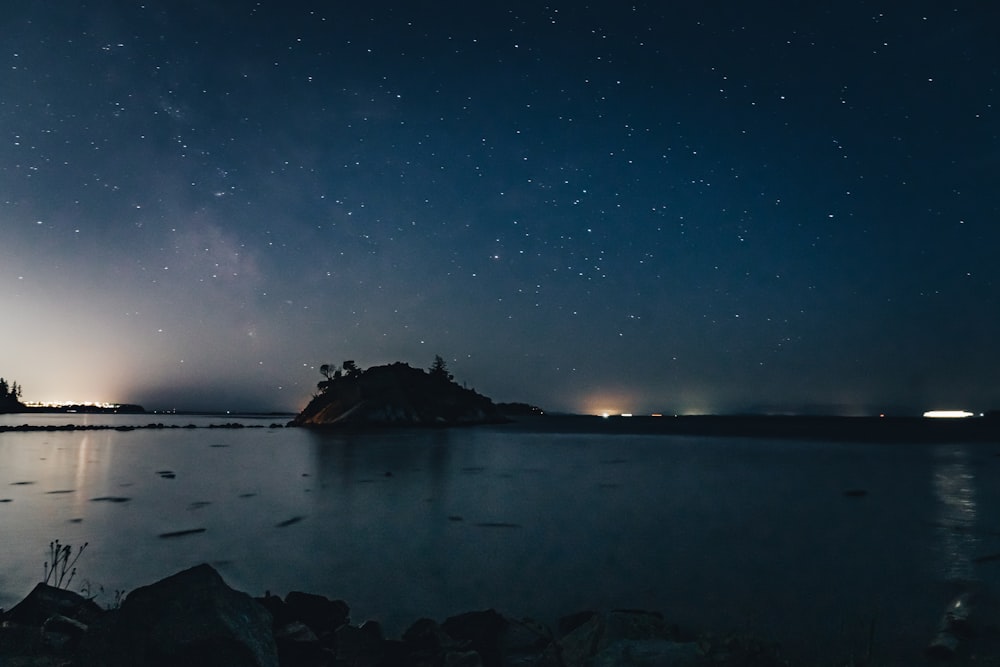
[{"left": 290, "top": 358, "right": 507, "bottom": 428}]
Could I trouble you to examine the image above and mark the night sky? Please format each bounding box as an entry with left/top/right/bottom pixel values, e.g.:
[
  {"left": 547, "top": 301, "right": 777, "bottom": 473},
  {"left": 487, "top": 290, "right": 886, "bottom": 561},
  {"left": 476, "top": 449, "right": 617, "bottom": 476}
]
[{"left": 2, "top": 2, "right": 997, "bottom": 415}]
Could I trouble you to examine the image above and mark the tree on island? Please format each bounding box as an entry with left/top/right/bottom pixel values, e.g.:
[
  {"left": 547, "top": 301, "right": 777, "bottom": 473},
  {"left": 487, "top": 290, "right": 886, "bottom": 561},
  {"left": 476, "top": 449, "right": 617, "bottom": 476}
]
[
  {"left": 317, "top": 360, "right": 364, "bottom": 393},
  {"left": 317, "top": 363, "right": 342, "bottom": 392},
  {"left": 0, "top": 376, "right": 26, "bottom": 413},
  {"left": 428, "top": 355, "right": 454, "bottom": 383}
]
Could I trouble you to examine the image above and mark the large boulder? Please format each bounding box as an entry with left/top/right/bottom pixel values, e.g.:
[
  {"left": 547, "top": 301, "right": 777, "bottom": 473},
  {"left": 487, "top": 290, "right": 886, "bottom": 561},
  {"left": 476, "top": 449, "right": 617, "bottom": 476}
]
[
  {"left": 2, "top": 583, "right": 104, "bottom": 628},
  {"left": 1, "top": 583, "right": 106, "bottom": 657},
  {"left": 109, "top": 563, "right": 278, "bottom": 667}
]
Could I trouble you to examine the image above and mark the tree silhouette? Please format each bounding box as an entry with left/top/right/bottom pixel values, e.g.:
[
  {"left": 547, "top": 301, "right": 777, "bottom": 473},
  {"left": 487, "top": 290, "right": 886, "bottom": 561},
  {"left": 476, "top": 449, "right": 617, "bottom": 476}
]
[
  {"left": 342, "top": 360, "right": 362, "bottom": 378},
  {"left": 317, "top": 364, "right": 343, "bottom": 392},
  {"left": 0, "top": 376, "right": 25, "bottom": 412},
  {"left": 429, "top": 355, "right": 454, "bottom": 383}
]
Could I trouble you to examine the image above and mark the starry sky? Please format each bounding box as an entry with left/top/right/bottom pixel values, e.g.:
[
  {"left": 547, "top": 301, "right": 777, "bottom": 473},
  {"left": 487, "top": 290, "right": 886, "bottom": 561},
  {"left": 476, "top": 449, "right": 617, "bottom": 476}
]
[{"left": 1, "top": 2, "right": 998, "bottom": 415}]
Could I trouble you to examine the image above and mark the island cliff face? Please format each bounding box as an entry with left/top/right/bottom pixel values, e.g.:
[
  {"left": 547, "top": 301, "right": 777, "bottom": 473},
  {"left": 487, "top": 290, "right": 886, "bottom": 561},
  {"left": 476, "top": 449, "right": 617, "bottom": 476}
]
[{"left": 291, "top": 362, "right": 506, "bottom": 427}]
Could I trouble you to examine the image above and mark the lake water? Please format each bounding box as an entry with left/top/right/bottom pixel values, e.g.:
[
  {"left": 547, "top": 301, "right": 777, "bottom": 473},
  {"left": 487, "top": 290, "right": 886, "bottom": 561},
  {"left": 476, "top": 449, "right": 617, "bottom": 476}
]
[{"left": 2, "top": 413, "right": 1000, "bottom": 664}]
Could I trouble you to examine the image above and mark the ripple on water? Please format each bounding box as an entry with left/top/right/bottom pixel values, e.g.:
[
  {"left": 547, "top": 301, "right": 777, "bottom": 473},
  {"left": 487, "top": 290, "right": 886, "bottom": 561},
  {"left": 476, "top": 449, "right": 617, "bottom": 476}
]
[{"left": 158, "top": 528, "right": 207, "bottom": 539}]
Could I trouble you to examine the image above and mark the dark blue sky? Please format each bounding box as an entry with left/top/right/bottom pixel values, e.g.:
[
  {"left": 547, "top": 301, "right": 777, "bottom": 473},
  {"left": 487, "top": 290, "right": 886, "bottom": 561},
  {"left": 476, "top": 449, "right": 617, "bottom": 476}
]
[{"left": 2, "top": 2, "right": 997, "bottom": 415}]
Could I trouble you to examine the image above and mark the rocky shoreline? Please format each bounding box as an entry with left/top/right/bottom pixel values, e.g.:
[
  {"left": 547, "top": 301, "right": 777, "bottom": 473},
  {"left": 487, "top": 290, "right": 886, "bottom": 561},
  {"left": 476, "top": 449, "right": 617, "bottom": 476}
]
[{"left": 0, "top": 564, "right": 790, "bottom": 667}]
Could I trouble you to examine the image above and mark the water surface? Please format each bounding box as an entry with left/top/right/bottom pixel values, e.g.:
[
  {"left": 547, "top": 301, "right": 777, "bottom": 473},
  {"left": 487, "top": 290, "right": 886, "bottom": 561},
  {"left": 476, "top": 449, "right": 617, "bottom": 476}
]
[{"left": 2, "top": 414, "right": 999, "bottom": 664}]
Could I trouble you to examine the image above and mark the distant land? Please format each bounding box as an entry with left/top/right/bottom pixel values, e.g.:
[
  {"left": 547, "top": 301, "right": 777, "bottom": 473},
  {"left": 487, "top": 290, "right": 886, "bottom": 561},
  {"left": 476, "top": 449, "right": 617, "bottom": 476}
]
[
  {"left": 20, "top": 403, "right": 147, "bottom": 414},
  {"left": 4, "top": 365, "right": 999, "bottom": 443},
  {"left": 495, "top": 401, "right": 546, "bottom": 417},
  {"left": 499, "top": 412, "right": 1000, "bottom": 443}
]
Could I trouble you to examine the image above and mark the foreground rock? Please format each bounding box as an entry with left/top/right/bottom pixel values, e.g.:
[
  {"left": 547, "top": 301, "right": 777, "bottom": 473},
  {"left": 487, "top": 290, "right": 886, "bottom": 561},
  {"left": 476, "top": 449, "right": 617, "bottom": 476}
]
[
  {"left": 1, "top": 582, "right": 104, "bottom": 659},
  {"left": 110, "top": 564, "right": 278, "bottom": 667},
  {"left": 1, "top": 564, "right": 790, "bottom": 666}
]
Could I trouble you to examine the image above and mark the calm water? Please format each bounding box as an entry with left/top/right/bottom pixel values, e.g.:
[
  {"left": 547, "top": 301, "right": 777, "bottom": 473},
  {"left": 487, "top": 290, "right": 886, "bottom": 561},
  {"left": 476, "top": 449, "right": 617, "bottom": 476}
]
[{"left": 2, "top": 414, "right": 1000, "bottom": 664}]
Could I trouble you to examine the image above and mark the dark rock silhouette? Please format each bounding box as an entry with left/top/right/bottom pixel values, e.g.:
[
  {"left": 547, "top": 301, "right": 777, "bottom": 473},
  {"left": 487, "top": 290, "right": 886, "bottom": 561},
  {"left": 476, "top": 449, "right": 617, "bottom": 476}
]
[
  {"left": 282, "top": 591, "right": 349, "bottom": 637},
  {"left": 292, "top": 361, "right": 506, "bottom": 427},
  {"left": 0, "top": 563, "right": 799, "bottom": 666},
  {"left": 110, "top": 563, "right": 277, "bottom": 667},
  {"left": 3, "top": 582, "right": 104, "bottom": 628},
  {"left": 0, "top": 582, "right": 104, "bottom": 659}
]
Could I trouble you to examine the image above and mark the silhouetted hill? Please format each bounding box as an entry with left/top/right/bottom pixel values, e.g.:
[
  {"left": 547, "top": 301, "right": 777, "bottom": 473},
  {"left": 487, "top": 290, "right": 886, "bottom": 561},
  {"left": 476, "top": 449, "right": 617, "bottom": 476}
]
[{"left": 291, "top": 362, "right": 506, "bottom": 427}]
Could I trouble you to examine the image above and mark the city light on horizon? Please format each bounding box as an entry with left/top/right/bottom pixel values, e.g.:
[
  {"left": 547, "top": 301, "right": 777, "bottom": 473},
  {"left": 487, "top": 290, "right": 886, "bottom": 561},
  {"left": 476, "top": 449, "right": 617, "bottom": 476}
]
[
  {"left": 923, "top": 410, "right": 976, "bottom": 419},
  {"left": 24, "top": 401, "right": 129, "bottom": 410}
]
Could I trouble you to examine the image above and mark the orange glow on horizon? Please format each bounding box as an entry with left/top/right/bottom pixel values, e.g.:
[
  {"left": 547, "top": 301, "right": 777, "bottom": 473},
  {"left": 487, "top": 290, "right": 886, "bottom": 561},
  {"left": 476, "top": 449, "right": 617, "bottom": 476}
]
[{"left": 581, "top": 392, "right": 634, "bottom": 418}]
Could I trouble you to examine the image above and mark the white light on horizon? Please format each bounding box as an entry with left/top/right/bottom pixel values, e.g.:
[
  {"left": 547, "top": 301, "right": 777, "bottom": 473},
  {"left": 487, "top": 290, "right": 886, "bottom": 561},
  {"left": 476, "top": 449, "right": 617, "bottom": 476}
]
[
  {"left": 25, "top": 401, "right": 124, "bottom": 410},
  {"left": 923, "top": 410, "right": 975, "bottom": 419}
]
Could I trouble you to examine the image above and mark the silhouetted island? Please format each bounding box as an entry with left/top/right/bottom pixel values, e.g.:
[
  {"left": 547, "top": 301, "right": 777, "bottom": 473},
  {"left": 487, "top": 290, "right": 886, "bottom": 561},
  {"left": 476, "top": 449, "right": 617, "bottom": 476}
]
[{"left": 291, "top": 358, "right": 507, "bottom": 427}]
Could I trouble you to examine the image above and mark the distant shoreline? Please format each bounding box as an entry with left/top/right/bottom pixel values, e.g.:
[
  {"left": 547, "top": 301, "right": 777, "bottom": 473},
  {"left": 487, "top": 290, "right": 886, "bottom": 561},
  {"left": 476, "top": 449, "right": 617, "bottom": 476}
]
[
  {"left": 2, "top": 411, "right": 999, "bottom": 443},
  {"left": 14, "top": 404, "right": 147, "bottom": 415},
  {"left": 7, "top": 407, "right": 297, "bottom": 417},
  {"left": 0, "top": 421, "right": 289, "bottom": 433},
  {"left": 500, "top": 413, "right": 1000, "bottom": 443}
]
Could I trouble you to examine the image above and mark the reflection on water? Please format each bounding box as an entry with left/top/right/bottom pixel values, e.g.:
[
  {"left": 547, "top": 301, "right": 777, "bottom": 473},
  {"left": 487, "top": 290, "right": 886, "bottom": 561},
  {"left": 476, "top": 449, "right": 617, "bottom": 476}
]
[{"left": 932, "top": 446, "right": 979, "bottom": 584}]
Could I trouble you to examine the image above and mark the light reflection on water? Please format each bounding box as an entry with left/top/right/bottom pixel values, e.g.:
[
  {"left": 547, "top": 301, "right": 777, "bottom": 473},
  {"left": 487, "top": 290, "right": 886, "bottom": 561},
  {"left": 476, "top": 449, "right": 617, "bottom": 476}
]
[
  {"left": 1, "top": 417, "right": 999, "bottom": 664},
  {"left": 932, "top": 446, "right": 979, "bottom": 584}
]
